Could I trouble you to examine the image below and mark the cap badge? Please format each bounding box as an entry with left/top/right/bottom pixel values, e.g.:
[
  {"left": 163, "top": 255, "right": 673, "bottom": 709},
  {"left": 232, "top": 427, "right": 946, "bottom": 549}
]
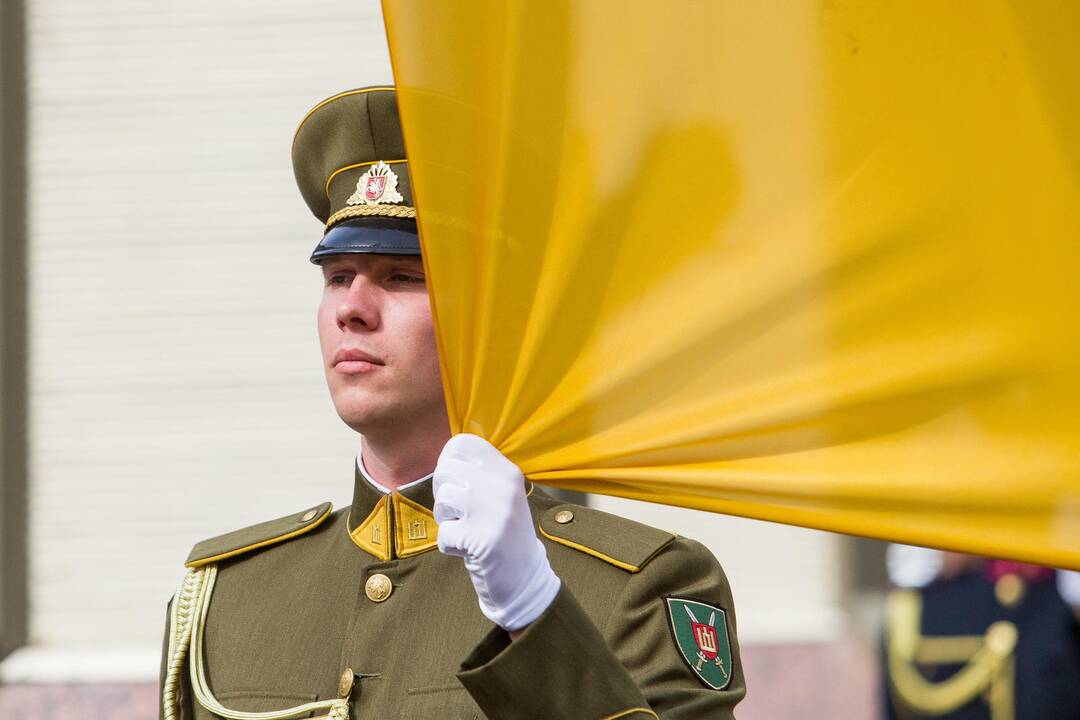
[{"left": 347, "top": 161, "right": 404, "bottom": 207}]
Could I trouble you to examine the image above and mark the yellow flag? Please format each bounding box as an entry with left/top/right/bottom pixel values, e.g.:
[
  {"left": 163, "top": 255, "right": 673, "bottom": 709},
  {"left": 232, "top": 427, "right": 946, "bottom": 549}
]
[{"left": 383, "top": 1, "right": 1080, "bottom": 569}]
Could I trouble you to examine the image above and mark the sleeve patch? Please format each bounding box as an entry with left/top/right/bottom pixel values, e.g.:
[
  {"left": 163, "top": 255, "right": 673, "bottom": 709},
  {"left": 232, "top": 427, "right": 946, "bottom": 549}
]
[{"left": 664, "top": 595, "right": 733, "bottom": 690}]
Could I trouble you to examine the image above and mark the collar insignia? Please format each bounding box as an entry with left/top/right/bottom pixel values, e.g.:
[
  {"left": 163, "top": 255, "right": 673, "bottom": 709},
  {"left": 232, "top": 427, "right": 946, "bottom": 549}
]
[{"left": 347, "top": 160, "right": 404, "bottom": 207}]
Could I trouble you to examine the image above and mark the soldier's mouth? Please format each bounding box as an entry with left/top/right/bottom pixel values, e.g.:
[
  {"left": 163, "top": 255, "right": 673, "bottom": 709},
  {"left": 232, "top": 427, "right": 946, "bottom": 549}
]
[{"left": 334, "top": 348, "right": 385, "bottom": 374}]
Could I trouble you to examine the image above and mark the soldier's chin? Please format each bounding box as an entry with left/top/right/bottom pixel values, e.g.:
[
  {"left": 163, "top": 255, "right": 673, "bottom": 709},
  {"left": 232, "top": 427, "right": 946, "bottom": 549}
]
[{"left": 331, "top": 396, "right": 396, "bottom": 435}]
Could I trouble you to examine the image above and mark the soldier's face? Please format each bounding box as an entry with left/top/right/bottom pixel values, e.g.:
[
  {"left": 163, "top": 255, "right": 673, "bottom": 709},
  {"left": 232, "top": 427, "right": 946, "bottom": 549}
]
[{"left": 317, "top": 253, "right": 445, "bottom": 435}]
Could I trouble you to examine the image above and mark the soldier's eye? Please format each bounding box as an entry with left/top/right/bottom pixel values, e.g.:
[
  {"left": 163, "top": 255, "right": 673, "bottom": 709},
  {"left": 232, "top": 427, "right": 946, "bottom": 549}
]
[
  {"left": 327, "top": 274, "right": 351, "bottom": 286},
  {"left": 389, "top": 273, "right": 425, "bottom": 284}
]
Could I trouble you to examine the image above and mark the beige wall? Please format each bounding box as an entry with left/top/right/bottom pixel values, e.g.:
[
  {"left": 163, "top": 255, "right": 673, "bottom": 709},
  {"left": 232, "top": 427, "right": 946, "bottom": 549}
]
[
  {"left": 25, "top": 0, "right": 390, "bottom": 651},
  {"left": 13, "top": 0, "right": 849, "bottom": 680}
]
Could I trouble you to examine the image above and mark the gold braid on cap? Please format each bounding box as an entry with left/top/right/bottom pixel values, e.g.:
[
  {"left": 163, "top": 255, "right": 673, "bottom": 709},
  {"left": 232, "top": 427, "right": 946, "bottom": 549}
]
[{"left": 325, "top": 204, "right": 417, "bottom": 232}]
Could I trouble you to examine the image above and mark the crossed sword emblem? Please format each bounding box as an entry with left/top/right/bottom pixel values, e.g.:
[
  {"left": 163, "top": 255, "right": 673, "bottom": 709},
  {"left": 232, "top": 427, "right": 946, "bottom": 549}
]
[{"left": 684, "top": 606, "right": 729, "bottom": 680}]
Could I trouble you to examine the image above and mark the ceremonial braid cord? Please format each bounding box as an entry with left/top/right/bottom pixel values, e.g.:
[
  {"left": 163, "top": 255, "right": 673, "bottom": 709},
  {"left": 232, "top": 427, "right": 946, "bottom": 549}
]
[
  {"left": 886, "top": 590, "right": 1016, "bottom": 719},
  {"left": 162, "top": 568, "right": 204, "bottom": 720},
  {"left": 162, "top": 564, "right": 351, "bottom": 720}
]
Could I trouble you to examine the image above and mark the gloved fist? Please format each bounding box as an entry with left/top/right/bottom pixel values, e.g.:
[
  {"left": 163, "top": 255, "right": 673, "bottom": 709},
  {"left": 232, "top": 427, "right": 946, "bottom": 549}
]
[{"left": 433, "top": 433, "right": 561, "bottom": 631}]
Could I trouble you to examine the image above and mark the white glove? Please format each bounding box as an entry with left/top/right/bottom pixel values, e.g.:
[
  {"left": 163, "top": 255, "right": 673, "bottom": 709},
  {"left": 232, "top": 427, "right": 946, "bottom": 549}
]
[
  {"left": 885, "top": 544, "right": 944, "bottom": 589},
  {"left": 433, "top": 433, "right": 561, "bottom": 631},
  {"left": 1058, "top": 570, "right": 1080, "bottom": 608}
]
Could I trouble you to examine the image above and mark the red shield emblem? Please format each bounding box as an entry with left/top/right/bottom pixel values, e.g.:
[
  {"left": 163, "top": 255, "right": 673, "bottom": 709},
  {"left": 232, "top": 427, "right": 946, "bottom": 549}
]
[
  {"left": 364, "top": 175, "right": 387, "bottom": 201},
  {"left": 692, "top": 623, "right": 719, "bottom": 659}
]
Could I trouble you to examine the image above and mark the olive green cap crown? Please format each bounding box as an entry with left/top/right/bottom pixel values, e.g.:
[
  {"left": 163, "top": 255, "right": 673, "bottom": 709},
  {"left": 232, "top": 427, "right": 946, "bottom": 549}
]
[{"left": 292, "top": 87, "right": 418, "bottom": 260}]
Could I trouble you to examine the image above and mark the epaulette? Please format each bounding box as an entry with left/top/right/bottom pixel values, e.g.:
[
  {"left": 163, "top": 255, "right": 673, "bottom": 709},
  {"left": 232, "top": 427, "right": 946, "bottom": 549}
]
[
  {"left": 184, "top": 502, "right": 333, "bottom": 568},
  {"left": 538, "top": 503, "right": 675, "bottom": 573}
]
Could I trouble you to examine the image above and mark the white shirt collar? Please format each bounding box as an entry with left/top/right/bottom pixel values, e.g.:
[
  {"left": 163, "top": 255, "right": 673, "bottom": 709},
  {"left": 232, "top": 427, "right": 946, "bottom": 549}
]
[{"left": 356, "top": 450, "right": 433, "bottom": 495}]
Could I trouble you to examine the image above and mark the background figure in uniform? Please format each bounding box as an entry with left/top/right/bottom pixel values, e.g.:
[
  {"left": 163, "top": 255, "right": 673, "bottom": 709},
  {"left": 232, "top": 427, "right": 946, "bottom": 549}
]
[
  {"left": 881, "top": 544, "right": 1080, "bottom": 720},
  {"left": 158, "top": 87, "right": 747, "bottom": 720}
]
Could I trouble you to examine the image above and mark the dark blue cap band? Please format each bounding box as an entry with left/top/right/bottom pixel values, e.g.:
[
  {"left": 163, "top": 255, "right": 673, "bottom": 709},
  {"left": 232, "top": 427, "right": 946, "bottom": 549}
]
[{"left": 309, "top": 216, "right": 420, "bottom": 263}]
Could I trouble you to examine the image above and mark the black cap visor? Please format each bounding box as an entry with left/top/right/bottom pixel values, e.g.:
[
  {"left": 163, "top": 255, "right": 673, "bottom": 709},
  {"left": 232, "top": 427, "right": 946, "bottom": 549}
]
[{"left": 309, "top": 216, "right": 420, "bottom": 264}]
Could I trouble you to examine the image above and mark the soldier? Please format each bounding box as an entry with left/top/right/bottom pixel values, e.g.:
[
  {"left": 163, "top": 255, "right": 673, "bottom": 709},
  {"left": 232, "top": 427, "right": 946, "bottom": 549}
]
[
  {"left": 158, "top": 86, "right": 746, "bottom": 720},
  {"left": 881, "top": 544, "right": 1080, "bottom": 720}
]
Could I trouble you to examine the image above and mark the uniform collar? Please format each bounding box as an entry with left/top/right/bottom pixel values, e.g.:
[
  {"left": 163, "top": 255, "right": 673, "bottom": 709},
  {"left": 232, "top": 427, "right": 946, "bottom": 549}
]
[
  {"left": 354, "top": 451, "right": 434, "bottom": 495},
  {"left": 347, "top": 452, "right": 438, "bottom": 561}
]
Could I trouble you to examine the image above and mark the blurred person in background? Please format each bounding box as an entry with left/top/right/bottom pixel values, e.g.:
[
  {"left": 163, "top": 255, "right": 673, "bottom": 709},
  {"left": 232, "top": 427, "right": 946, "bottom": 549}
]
[
  {"left": 881, "top": 544, "right": 1080, "bottom": 720},
  {"left": 157, "top": 87, "right": 747, "bottom": 720}
]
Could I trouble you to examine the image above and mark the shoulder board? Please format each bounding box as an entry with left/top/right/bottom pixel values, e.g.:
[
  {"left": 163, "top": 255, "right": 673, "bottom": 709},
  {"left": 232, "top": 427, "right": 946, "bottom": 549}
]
[
  {"left": 185, "top": 502, "right": 333, "bottom": 568},
  {"left": 539, "top": 504, "right": 675, "bottom": 573}
]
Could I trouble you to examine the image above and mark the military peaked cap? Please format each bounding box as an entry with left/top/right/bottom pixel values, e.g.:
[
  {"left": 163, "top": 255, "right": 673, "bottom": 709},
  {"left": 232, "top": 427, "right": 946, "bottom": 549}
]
[{"left": 292, "top": 86, "right": 419, "bottom": 262}]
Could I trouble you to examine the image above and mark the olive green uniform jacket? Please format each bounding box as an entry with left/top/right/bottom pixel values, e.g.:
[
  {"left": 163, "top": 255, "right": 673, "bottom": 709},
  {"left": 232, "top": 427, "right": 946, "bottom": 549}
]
[{"left": 160, "top": 468, "right": 746, "bottom": 719}]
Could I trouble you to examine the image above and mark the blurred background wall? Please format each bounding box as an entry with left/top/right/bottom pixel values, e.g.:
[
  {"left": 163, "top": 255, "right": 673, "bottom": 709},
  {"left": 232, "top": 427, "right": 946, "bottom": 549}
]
[{"left": 0, "top": 1, "right": 888, "bottom": 717}]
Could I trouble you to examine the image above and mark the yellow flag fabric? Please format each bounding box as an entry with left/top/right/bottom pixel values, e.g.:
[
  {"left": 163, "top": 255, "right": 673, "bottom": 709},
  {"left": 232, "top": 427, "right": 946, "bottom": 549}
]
[{"left": 382, "top": 1, "right": 1080, "bottom": 569}]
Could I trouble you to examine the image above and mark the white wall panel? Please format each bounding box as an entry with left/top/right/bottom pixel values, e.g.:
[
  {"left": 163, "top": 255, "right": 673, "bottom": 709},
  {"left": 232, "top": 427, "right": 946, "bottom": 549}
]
[{"left": 26, "top": 0, "right": 392, "bottom": 647}]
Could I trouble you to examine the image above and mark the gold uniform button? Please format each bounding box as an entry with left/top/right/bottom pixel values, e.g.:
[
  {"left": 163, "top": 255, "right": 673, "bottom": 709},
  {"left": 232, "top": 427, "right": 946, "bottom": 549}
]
[
  {"left": 994, "top": 573, "right": 1026, "bottom": 608},
  {"left": 366, "top": 573, "right": 393, "bottom": 602},
  {"left": 339, "top": 668, "right": 355, "bottom": 698},
  {"left": 300, "top": 508, "right": 319, "bottom": 522},
  {"left": 555, "top": 510, "right": 574, "bottom": 524}
]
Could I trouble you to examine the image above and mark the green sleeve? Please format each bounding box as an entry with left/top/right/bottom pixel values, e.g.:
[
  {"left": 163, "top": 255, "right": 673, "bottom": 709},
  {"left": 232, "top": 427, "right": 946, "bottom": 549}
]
[
  {"left": 606, "top": 537, "right": 746, "bottom": 719},
  {"left": 457, "top": 586, "right": 654, "bottom": 719},
  {"left": 456, "top": 538, "right": 745, "bottom": 719}
]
